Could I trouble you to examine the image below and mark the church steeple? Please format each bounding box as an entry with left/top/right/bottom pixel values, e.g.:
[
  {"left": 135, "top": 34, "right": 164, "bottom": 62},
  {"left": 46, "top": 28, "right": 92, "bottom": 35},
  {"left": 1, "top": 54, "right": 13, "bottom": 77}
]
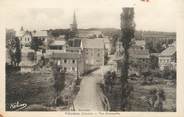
[
  {"left": 73, "top": 11, "right": 77, "bottom": 29},
  {"left": 70, "top": 11, "right": 78, "bottom": 35}
]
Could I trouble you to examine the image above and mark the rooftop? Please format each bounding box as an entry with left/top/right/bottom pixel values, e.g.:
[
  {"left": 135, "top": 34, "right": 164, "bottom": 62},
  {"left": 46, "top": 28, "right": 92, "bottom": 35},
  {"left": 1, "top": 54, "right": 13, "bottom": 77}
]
[
  {"left": 129, "top": 49, "right": 150, "bottom": 59},
  {"left": 102, "top": 37, "right": 110, "bottom": 43},
  {"left": 159, "top": 46, "right": 176, "bottom": 57},
  {"left": 19, "top": 61, "right": 36, "bottom": 67},
  {"left": 49, "top": 40, "right": 66, "bottom": 46},
  {"left": 82, "top": 38, "right": 104, "bottom": 49},
  {"left": 135, "top": 40, "right": 145, "bottom": 46},
  {"left": 52, "top": 52, "right": 80, "bottom": 59}
]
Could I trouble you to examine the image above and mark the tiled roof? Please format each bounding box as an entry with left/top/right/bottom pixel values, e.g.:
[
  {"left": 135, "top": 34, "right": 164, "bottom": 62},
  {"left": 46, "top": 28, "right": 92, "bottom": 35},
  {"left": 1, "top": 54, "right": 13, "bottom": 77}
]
[
  {"left": 129, "top": 49, "right": 150, "bottom": 59},
  {"left": 20, "top": 61, "right": 36, "bottom": 67},
  {"left": 82, "top": 38, "right": 104, "bottom": 49},
  {"left": 135, "top": 40, "right": 145, "bottom": 46},
  {"left": 150, "top": 53, "right": 160, "bottom": 57},
  {"left": 49, "top": 40, "right": 66, "bottom": 46},
  {"left": 66, "top": 47, "right": 81, "bottom": 51},
  {"left": 159, "top": 46, "right": 176, "bottom": 57},
  {"left": 52, "top": 52, "right": 80, "bottom": 59}
]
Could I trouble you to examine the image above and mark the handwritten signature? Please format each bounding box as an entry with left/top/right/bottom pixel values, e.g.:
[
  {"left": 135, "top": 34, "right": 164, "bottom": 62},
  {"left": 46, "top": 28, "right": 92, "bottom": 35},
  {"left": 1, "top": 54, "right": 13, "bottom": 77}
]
[{"left": 10, "top": 101, "right": 27, "bottom": 110}]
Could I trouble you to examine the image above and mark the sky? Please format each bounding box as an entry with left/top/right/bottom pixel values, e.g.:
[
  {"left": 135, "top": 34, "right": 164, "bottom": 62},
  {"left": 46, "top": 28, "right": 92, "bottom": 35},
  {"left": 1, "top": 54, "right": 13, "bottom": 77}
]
[{"left": 0, "top": 0, "right": 177, "bottom": 32}]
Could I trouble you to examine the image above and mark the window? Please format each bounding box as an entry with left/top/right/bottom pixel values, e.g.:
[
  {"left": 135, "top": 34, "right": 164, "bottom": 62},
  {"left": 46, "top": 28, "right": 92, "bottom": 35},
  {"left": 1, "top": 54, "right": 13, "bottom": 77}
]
[
  {"left": 64, "top": 59, "right": 67, "bottom": 63},
  {"left": 57, "top": 60, "right": 61, "bottom": 65},
  {"left": 64, "top": 67, "right": 67, "bottom": 71},
  {"left": 72, "top": 67, "right": 75, "bottom": 71},
  {"left": 97, "top": 53, "right": 100, "bottom": 57},
  {"left": 72, "top": 59, "right": 76, "bottom": 64}
]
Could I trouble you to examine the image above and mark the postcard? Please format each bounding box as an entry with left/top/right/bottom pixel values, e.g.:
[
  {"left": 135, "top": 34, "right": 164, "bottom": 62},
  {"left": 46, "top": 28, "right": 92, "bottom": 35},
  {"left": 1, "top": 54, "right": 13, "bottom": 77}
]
[{"left": 0, "top": 0, "right": 184, "bottom": 117}]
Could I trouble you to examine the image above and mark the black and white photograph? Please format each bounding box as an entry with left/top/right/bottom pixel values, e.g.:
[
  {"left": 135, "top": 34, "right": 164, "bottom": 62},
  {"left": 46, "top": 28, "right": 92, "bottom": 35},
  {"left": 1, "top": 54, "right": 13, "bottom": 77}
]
[{"left": 2, "top": 0, "right": 179, "bottom": 113}]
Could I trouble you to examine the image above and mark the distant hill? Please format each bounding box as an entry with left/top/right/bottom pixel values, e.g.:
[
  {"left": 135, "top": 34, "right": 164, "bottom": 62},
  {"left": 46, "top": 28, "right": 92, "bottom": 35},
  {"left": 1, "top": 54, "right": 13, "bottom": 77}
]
[{"left": 47, "top": 28, "right": 176, "bottom": 40}]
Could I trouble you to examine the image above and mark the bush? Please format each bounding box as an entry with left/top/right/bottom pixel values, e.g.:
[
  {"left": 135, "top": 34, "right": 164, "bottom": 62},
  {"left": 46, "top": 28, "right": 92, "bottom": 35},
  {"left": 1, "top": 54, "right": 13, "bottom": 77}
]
[
  {"left": 162, "top": 69, "right": 176, "bottom": 80},
  {"left": 27, "top": 52, "right": 35, "bottom": 61}
]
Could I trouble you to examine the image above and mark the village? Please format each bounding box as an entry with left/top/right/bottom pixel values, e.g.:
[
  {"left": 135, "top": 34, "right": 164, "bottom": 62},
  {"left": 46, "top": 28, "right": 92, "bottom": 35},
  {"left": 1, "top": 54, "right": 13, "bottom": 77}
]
[{"left": 6, "top": 10, "right": 176, "bottom": 111}]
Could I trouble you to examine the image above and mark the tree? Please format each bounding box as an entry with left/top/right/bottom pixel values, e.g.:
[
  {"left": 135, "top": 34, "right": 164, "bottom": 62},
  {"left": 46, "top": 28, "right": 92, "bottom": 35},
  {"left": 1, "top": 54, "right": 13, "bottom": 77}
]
[
  {"left": 8, "top": 37, "right": 21, "bottom": 67},
  {"left": 120, "top": 7, "right": 135, "bottom": 111},
  {"left": 52, "top": 64, "right": 65, "bottom": 106},
  {"left": 8, "top": 38, "right": 16, "bottom": 66},
  {"left": 150, "top": 55, "right": 158, "bottom": 69},
  {"left": 31, "top": 37, "right": 43, "bottom": 52},
  {"left": 14, "top": 37, "right": 21, "bottom": 66}
]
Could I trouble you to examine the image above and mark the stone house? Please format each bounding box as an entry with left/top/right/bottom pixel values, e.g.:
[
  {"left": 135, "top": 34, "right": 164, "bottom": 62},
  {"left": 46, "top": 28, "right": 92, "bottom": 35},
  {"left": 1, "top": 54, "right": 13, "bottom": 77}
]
[
  {"left": 81, "top": 38, "right": 105, "bottom": 70},
  {"left": 51, "top": 52, "right": 85, "bottom": 76},
  {"left": 102, "top": 37, "right": 111, "bottom": 55},
  {"left": 16, "top": 27, "right": 48, "bottom": 47},
  {"left": 158, "top": 42, "right": 176, "bottom": 70},
  {"left": 19, "top": 47, "right": 36, "bottom": 73},
  {"left": 129, "top": 48, "right": 150, "bottom": 64}
]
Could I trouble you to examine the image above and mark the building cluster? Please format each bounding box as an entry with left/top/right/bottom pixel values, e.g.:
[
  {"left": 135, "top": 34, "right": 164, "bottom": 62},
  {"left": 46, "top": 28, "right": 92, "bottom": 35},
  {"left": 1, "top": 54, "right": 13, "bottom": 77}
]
[
  {"left": 115, "top": 36, "right": 176, "bottom": 73},
  {"left": 158, "top": 42, "right": 176, "bottom": 70},
  {"left": 6, "top": 12, "right": 112, "bottom": 78},
  {"left": 6, "top": 12, "right": 176, "bottom": 77}
]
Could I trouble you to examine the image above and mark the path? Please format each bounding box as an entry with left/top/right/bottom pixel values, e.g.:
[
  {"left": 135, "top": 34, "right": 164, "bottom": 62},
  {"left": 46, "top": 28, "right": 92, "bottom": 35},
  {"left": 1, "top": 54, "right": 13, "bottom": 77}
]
[{"left": 73, "top": 55, "right": 115, "bottom": 111}]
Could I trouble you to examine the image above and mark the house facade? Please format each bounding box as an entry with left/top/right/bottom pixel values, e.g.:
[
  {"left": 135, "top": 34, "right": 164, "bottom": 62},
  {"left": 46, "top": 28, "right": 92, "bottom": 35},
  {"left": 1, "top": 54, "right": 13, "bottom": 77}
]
[
  {"left": 16, "top": 27, "right": 48, "bottom": 47},
  {"left": 102, "top": 37, "right": 111, "bottom": 55},
  {"left": 20, "top": 31, "right": 32, "bottom": 46},
  {"left": 51, "top": 52, "right": 85, "bottom": 76},
  {"left": 82, "top": 38, "right": 105, "bottom": 70},
  {"left": 129, "top": 48, "right": 150, "bottom": 67},
  {"left": 16, "top": 27, "right": 31, "bottom": 46},
  {"left": 158, "top": 42, "right": 176, "bottom": 70},
  {"left": 19, "top": 47, "right": 36, "bottom": 73},
  {"left": 31, "top": 30, "right": 48, "bottom": 44}
]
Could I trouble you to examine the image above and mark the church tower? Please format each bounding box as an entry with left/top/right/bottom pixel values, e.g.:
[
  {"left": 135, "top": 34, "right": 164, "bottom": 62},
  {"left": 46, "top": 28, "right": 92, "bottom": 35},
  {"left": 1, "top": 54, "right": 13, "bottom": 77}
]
[{"left": 70, "top": 11, "right": 78, "bottom": 37}]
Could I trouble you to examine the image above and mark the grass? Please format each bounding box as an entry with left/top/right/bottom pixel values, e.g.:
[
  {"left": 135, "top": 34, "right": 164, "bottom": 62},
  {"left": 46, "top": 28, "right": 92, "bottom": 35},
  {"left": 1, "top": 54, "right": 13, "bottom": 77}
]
[
  {"left": 103, "top": 75, "right": 176, "bottom": 111},
  {"left": 6, "top": 70, "right": 78, "bottom": 111},
  {"left": 6, "top": 72, "right": 55, "bottom": 110},
  {"left": 128, "top": 77, "right": 176, "bottom": 112}
]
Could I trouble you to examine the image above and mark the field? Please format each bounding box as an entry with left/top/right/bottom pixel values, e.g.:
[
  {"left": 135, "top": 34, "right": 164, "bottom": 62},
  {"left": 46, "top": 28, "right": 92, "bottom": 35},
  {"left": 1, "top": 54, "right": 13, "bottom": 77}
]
[
  {"left": 6, "top": 70, "right": 77, "bottom": 111},
  {"left": 128, "top": 77, "right": 176, "bottom": 112}
]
